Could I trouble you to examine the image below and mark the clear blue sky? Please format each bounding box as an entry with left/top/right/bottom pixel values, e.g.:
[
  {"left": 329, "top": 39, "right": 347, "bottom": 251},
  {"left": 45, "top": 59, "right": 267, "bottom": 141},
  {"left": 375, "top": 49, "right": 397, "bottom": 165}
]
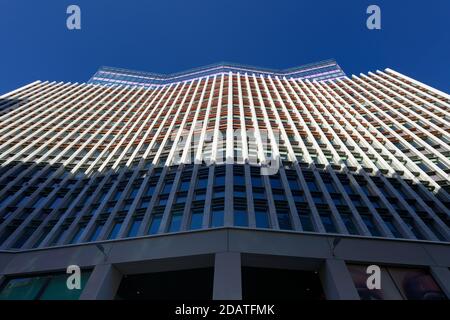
[{"left": 1, "top": 0, "right": 449, "bottom": 94}]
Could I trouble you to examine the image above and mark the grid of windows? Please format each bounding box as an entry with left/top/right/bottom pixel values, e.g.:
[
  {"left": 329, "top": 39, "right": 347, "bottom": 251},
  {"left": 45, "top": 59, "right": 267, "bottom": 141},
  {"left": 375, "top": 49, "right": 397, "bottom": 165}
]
[{"left": 0, "top": 64, "right": 449, "bottom": 250}]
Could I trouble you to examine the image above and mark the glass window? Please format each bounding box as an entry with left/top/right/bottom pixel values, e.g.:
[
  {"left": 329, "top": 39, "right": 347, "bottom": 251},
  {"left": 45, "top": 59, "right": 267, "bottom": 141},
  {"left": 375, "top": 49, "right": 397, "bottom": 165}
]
[
  {"left": 293, "top": 192, "right": 305, "bottom": 203},
  {"left": 361, "top": 215, "right": 381, "bottom": 236},
  {"left": 38, "top": 272, "right": 91, "bottom": 300},
  {"left": 382, "top": 217, "right": 402, "bottom": 238},
  {"left": 277, "top": 210, "right": 292, "bottom": 230},
  {"left": 211, "top": 210, "right": 224, "bottom": 227},
  {"left": 16, "top": 195, "right": 30, "bottom": 207},
  {"left": 348, "top": 265, "right": 403, "bottom": 300},
  {"left": 175, "top": 194, "right": 187, "bottom": 204},
  {"left": 107, "top": 221, "right": 123, "bottom": 240},
  {"left": 196, "top": 177, "right": 208, "bottom": 189},
  {"left": 213, "top": 189, "right": 225, "bottom": 199},
  {"left": 168, "top": 211, "right": 183, "bottom": 232},
  {"left": 12, "top": 227, "right": 36, "bottom": 249},
  {"left": 113, "top": 190, "right": 123, "bottom": 201},
  {"left": 234, "top": 209, "right": 248, "bottom": 227},
  {"left": 70, "top": 225, "right": 86, "bottom": 244},
  {"left": 89, "top": 223, "right": 104, "bottom": 241},
  {"left": 122, "top": 202, "right": 132, "bottom": 212},
  {"left": 148, "top": 214, "right": 162, "bottom": 235},
  {"left": 324, "top": 181, "right": 336, "bottom": 193},
  {"left": 161, "top": 182, "right": 173, "bottom": 194},
  {"left": 51, "top": 227, "right": 69, "bottom": 245},
  {"left": 189, "top": 210, "right": 203, "bottom": 230},
  {"left": 179, "top": 181, "right": 190, "bottom": 192},
  {"left": 139, "top": 199, "right": 150, "bottom": 209},
  {"left": 288, "top": 178, "right": 301, "bottom": 191},
  {"left": 234, "top": 188, "right": 246, "bottom": 198},
  {"left": 342, "top": 182, "right": 355, "bottom": 195},
  {"left": 370, "top": 198, "right": 381, "bottom": 209},
  {"left": 128, "top": 187, "right": 140, "bottom": 199},
  {"left": 145, "top": 185, "right": 155, "bottom": 197},
  {"left": 389, "top": 268, "right": 445, "bottom": 300},
  {"left": 320, "top": 214, "right": 336, "bottom": 233},
  {"left": 360, "top": 185, "right": 371, "bottom": 196},
  {"left": 251, "top": 176, "right": 263, "bottom": 188},
  {"left": 0, "top": 276, "right": 47, "bottom": 300},
  {"left": 127, "top": 217, "right": 142, "bottom": 237},
  {"left": 158, "top": 196, "right": 168, "bottom": 206},
  {"left": 0, "top": 271, "right": 91, "bottom": 300},
  {"left": 332, "top": 195, "right": 344, "bottom": 205},
  {"left": 351, "top": 197, "right": 364, "bottom": 207},
  {"left": 299, "top": 213, "right": 314, "bottom": 232},
  {"left": 313, "top": 195, "right": 325, "bottom": 204},
  {"left": 234, "top": 175, "right": 245, "bottom": 186},
  {"left": 341, "top": 214, "right": 359, "bottom": 235},
  {"left": 96, "top": 190, "right": 107, "bottom": 203},
  {"left": 194, "top": 191, "right": 206, "bottom": 201},
  {"left": 32, "top": 195, "right": 47, "bottom": 208},
  {"left": 348, "top": 265, "right": 446, "bottom": 300},
  {"left": 253, "top": 188, "right": 266, "bottom": 200},
  {"left": 49, "top": 196, "right": 63, "bottom": 209},
  {"left": 273, "top": 191, "right": 286, "bottom": 201},
  {"left": 306, "top": 180, "right": 319, "bottom": 192},
  {"left": 270, "top": 177, "right": 282, "bottom": 189},
  {"left": 403, "top": 218, "right": 425, "bottom": 240},
  {"left": 255, "top": 209, "right": 269, "bottom": 228},
  {"left": 214, "top": 175, "right": 225, "bottom": 187}
]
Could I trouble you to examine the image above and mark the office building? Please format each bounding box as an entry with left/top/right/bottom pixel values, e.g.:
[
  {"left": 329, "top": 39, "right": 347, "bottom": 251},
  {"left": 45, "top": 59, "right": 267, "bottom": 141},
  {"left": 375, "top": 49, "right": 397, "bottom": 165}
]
[{"left": 0, "top": 60, "right": 449, "bottom": 300}]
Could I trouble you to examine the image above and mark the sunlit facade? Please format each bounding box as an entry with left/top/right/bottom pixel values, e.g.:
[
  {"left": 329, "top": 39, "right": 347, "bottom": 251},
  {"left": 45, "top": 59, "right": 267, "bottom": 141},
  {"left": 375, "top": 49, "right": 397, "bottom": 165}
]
[{"left": 0, "top": 60, "right": 449, "bottom": 300}]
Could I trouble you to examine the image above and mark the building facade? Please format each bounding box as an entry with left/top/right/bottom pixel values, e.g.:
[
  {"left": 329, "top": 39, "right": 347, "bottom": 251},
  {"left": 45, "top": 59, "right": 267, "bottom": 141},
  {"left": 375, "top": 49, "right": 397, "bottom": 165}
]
[{"left": 0, "top": 60, "right": 449, "bottom": 300}]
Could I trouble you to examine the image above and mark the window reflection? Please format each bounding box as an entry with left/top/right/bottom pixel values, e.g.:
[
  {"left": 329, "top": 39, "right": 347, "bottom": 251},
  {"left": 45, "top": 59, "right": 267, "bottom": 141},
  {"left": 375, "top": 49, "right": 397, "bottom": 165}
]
[{"left": 348, "top": 264, "right": 446, "bottom": 300}]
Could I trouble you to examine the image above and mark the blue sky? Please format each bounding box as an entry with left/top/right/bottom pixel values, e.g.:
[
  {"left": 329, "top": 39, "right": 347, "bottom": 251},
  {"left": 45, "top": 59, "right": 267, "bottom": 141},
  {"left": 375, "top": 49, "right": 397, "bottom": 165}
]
[{"left": 0, "top": 0, "right": 449, "bottom": 94}]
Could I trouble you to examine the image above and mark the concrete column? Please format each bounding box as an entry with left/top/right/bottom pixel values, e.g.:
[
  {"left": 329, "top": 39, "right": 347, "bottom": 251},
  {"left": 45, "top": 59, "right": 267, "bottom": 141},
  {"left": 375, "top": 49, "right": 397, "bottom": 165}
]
[
  {"left": 213, "top": 252, "right": 242, "bottom": 300},
  {"left": 224, "top": 163, "right": 234, "bottom": 227},
  {"left": 319, "top": 259, "right": 360, "bottom": 300},
  {"left": 430, "top": 266, "right": 450, "bottom": 299},
  {"left": 79, "top": 264, "right": 122, "bottom": 300}
]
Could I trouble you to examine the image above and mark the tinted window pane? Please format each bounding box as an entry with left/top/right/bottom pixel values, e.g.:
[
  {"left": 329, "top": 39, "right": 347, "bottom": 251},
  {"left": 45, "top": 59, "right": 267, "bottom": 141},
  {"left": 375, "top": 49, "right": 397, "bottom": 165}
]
[
  {"left": 341, "top": 214, "right": 358, "bottom": 235},
  {"left": 321, "top": 215, "right": 336, "bottom": 233},
  {"left": 90, "top": 223, "right": 104, "bottom": 241},
  {"left": 179, "top": 181, "right": 190, "bottom": 192},
  {"left": 251, "top": 176, "right": 263, "bottom": 188},
  {"left": 255, "top": 210, "right": 269, "bottom": 228},
  {"left": 361, "top": 215, "right": 381, "bottom": 237},
  {"left": 197, "top": 178, "right": 208, "bottom": 189},
  {"left": 148, "top": 214, "right": 162, "bottom": 235},
  {"left": 214, "top": 176, "right": 225, "bottom": 187},
  {"left": 234, "top": 210, "right": 248, "bottom": 227},
  {"left": 277, "top": 211, "right": 292, "bottom": 230},
  {"left": 39, "top": 272, "right": 91, "bottom": 300},
  {"left": 234, "top": 175, "right": 245, "bottom": 186},
  {"left": 270, "top": 177, "right": 282, "bottom": 189},
  {"left": 108, "top": 222, "right": 123, "bottom": 240},
  {"left": 389, "top": 268, "right": 446, "bottom": 300},
  {"left": 190, "top": 211, "right": 203, "bottom": 230},
  {"left": 169, "top": 212, "right": 183, "bottom": 232},
  {"left": 0, "top": 277, "right": 47, "bottom": 300},
  {"left": 299, "top": 214, "right": 314, "bottom": 232},
  {"left": 307, "top": 181, "right": 318, "bottom": 192},
  {"left": 70, "top": 225, "right": 86, "bottom": 244},
  {"left": 128, "top": 218, "right": 142, "bottom": 237},
  {"left": 211, "top": 210, "right": 224, "bottom": 227}
]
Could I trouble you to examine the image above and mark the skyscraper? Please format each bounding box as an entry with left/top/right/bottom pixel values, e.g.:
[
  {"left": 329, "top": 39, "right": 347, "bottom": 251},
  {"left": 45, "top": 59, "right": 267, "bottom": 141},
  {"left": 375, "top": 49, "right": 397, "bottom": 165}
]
[{"left": 0, "top": 60, "right": 449, "bottom": 300}]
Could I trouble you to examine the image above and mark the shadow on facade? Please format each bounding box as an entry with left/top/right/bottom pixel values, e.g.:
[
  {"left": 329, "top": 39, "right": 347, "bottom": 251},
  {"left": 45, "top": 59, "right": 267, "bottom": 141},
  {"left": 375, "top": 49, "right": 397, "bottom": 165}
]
[
  {"left": 0, "top": 97, "right": 27, "bottom": 114},
  {"left": 0, "top": 154, "right": 449, "bottom": 251}
]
